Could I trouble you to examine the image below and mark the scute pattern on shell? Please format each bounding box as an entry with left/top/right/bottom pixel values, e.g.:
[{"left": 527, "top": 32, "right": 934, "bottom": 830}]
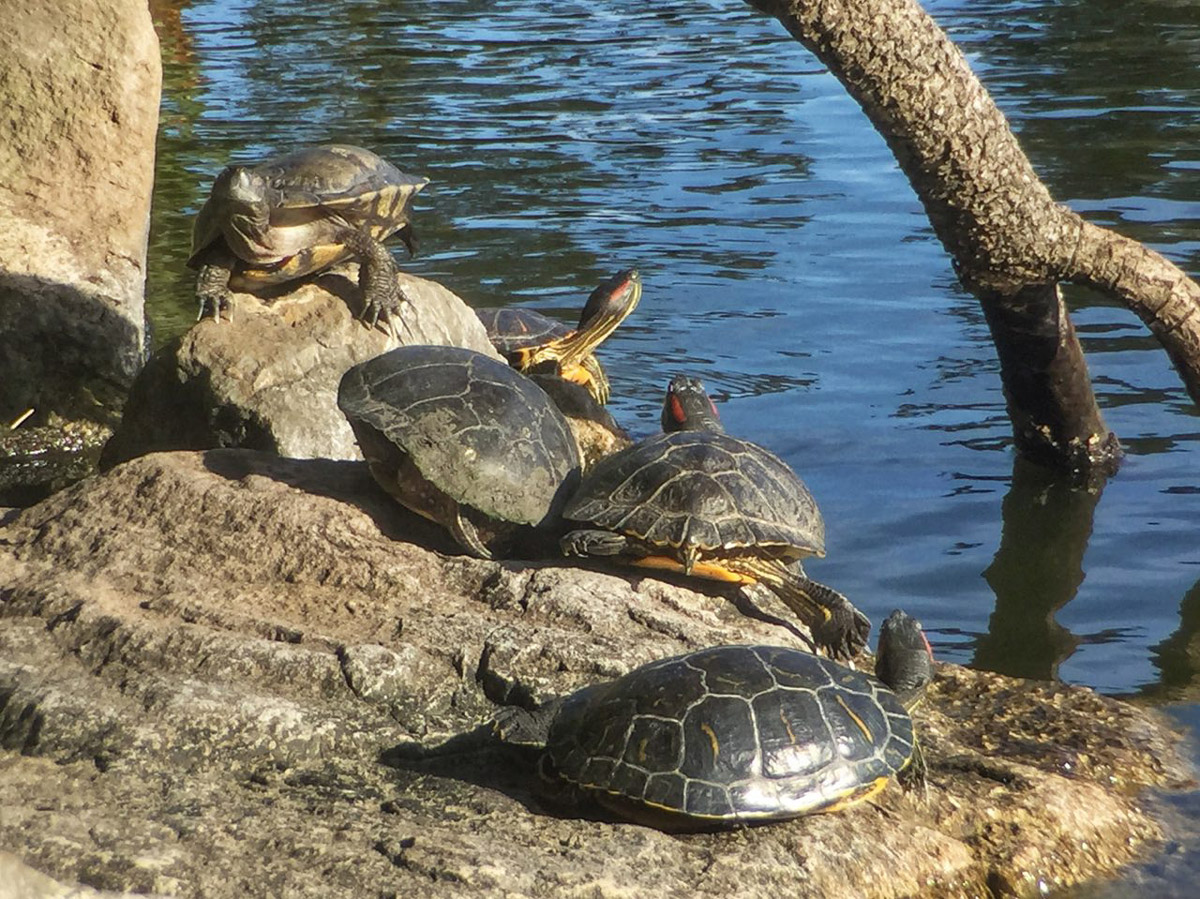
[
  {"left": 257, "top": 144, "right": 408, "bottom": 209},
  {"left": 545, "top": 645, "right": 916, "bottom": 822},
  {"left": 475, "top": 307, "right": 570, "bottom": 354},
  {"left": 338, "top": 346, "right": 581, "bottom": 527},
  {"left": 562, "top": 431, "right": 824, "bottom": 555}
]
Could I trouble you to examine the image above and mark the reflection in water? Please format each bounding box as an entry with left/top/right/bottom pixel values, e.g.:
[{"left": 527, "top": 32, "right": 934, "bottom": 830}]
[
  {"left": 1147, "top": 577, "right": 1200, "bottom": 703},
  {"left": 974, "top": 457, "right": 1104, "bottom": 680}
]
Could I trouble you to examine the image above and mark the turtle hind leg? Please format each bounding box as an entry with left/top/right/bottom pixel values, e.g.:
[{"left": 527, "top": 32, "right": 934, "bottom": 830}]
[
  {"left": 340, "top": 228, "right": 409, "bottom": 330},
  {"left": 492, "top": 700, "right": 563, "bottom": 747},
  {"left": 723, "top": 557, "right": 870, "bottom": 661}
]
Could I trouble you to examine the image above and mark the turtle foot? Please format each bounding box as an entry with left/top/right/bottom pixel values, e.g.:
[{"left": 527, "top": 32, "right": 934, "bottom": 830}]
[
  {"left": 560, "top": 529, "right": 628, "bottom": 558},
  {"left": 196, "top": 292, "right": 233, "bottom": 324},
  {"left": 195, "top": 262, "right": 235, "bottom": 323},
  {"left": 346, "top": 229, "right": 408, "bottom": 332},
  {"left": 360, "top": 281, "right": 413, "bottom": 336},
  {"left": 811, "top": 597, "right": 871, "bottom": 662}
]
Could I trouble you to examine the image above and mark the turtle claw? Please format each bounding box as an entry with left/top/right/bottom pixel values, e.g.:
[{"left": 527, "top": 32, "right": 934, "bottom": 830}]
[
  {"left": 197, "top": 293, "right": 232, "bottom": 324},
  {"left": 346, "top": 228, "right": 410, "bottom": 334},
  {"left": 360, "top": 282, "right": 413, "bottom": 339},
  {"left": 812, "top": 601, "right": 871, "bottom": 662}
]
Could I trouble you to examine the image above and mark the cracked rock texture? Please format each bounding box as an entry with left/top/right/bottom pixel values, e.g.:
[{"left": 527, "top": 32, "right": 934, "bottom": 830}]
[{"left": 0, "top": 451, "right": 1191, "bottom": 897}]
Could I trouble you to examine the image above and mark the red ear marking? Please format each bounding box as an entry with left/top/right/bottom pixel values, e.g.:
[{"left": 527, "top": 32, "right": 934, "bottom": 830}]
[
  {"left": 709, "top": 399, "right": 720, "bottom": 419},
  {"left": 670, "top": 395, "right": 686, "bottom": 424}
]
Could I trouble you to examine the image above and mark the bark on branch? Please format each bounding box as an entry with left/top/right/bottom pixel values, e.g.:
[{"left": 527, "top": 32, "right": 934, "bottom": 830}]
[{"left": 746, "top": 0, "right": 1200, "bottom": 475}]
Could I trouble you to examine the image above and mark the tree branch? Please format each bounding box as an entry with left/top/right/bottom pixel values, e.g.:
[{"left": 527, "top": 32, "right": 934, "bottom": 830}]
[{"left": 746, "top": 0, "right": 1200, "bottom": 474}]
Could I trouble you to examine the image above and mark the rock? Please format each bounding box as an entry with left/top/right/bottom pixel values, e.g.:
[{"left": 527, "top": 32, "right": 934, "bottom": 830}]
[
  {"left": 0, "top": 851, "right": 152, "bottom": 899},
  {"left": 0, "top": 450, "right": 1190, "bottom": 897},
  {"left": 100, "top": 271, "right": 503, "bottom": 466},
  {"left": 0, "top": 0, "right": 160, "bottom": 430}
]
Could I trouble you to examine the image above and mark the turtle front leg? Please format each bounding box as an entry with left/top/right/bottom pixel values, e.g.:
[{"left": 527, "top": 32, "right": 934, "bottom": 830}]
[
  {"left": 561, "top": 528, "right": 630, "bottom": 558},
  {"left": 195, "top": 255, "right": 236, "bottom": 323},
  {"left": 341, "top": 228, "right": 410, "bottom": 331},
  {"left": 898, "top": 739, "right": 929, "bottom": 800},
  {"left": 449, "top": 507, "right": 496, "bottom": 560},
  {"left": 786, "top": 571, "right": 872, "bottom": 661}
]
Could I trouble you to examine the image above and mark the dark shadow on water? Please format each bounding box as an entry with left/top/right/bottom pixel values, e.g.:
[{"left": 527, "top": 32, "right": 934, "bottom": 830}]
[{"left": 972, "top": 457, "right": 1105, "bottom": 680}]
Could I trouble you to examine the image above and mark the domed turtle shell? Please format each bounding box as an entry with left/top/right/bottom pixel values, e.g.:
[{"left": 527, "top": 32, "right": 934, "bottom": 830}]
[
  {"left": 338, "top": 346, "right": 582, "bottom": 554},
  {"left": 189, "top": 144, "right": 427, "bottom": 287},
  {"left": 560, "top": 375, "right": 867, "bottom": 661},
  {"left": 530, "top": 610, "right": 931, "bottom": 828},
  {"left": 562, "top": 428, "right": 824, "bottom": 560},
  {"left": 474, "top": 306, "right": 569, "bottom": 355}
]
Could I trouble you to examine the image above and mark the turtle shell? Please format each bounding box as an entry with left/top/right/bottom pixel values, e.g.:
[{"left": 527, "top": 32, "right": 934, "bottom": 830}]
[
  {"left": 189, "top": 144, "right": 427, "bottom": 285},
  {"left": 337, "top": 345, "right": 581, "bottom": 530},
  {"left": 562, "top": 431, "right": 824, "bottom": 558},
  {"left": 544, "top": 644, "right": 916, "bottom": 825},
  {"left": 475, "top": 307, "right": 570, "bottom": 355},
  {"left": 477, "top": 307, "right": 613, "bottom": 405}
]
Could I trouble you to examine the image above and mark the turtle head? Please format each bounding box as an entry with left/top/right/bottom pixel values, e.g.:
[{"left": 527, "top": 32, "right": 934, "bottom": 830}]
[
  {"left": 662, "top": 375, "right": 724, "bottom": 434},
  {"left": 210, "top": 164, "right": 275, "bottom": 248},
  {"left": 577, "top": 268, "right": 642, "bottom": 335},
  {"left": 553, "top": 268, "right": 643, "bottom": 372},
  {"left": 875, "top": 609, "right": 934, "bottom": 710}
]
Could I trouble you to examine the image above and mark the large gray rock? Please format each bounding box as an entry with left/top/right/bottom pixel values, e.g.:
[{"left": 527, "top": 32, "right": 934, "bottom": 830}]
[
  {"left": 0, "top": 0, "right": 159, "bottom": 428},
  {"left": 101, "top": 270, "right": 503, "bottom": 466},
  {"left": 0, "top": 451, "right": 1189, "bottom": 897}
]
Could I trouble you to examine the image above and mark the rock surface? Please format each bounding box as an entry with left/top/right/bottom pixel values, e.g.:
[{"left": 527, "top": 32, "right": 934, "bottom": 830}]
[
  {"left": 0, "top": 0, "right": 160, "bottom": 428},
  {"left": 0, "top": 451, "right": 1190, "bottom": 897},
  {"left": 100, "top": 271, "right": 503, "bottom": 466}
]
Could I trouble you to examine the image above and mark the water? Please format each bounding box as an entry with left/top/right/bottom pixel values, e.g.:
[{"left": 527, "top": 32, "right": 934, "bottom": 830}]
[{"left": 149, "top": 0, "right": 1200, "bottom": 888}]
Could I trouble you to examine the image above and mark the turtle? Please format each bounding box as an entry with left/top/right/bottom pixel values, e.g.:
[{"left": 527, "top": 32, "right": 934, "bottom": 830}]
[
  {"left": 337, "top": 345, "right": 581, "bottom": 559},
  {"left": 189, "top": 144, "right": 427, "bottom": 327},
  {"left": 561, "top": 374, "right": 869, "bottom": 660},
  {"left": 475, "top": 268, "right": 642, "bottom": 404},
  {"left": 527, "top": 374, "right": 633, "bottom": 472},
  {"left": 495, "top": 609, "right": 934, "bottom": 830}
]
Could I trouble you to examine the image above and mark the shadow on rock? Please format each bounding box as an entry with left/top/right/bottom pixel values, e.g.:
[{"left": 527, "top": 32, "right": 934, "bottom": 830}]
[
  {"left": 200, "top": 448, "right": 463, "bottom": 554},
  {"left": 380, "top": 725, "right": 616, "bottom": 828},
  {"left": 565, "top": 555, "right": 816, "bottom": 646}
]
